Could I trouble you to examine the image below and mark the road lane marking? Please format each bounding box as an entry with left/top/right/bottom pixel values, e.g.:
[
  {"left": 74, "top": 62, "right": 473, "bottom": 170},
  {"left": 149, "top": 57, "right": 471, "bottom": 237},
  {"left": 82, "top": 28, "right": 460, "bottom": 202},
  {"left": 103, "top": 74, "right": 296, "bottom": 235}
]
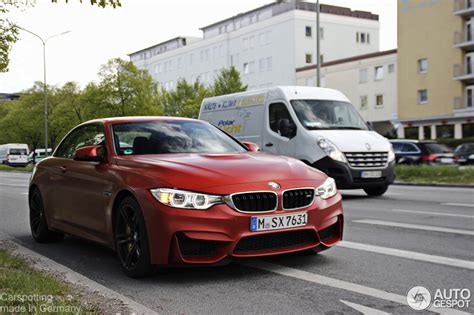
[
  {"left": 239, "top": 260, "right": 468, "bottom": 315},
  {"left": 353, "top": 220, "right": 474, "bottom": 236},
  {"left": 0, "top": 184, "right": 29, "bottom": 188},
  {"left": 340, "top": 300, "right": 391, "bottom": 315},
  {"left": 441, "top": 203, "right": 474, "bottom": 208},
  {"left": 392, "top": 209, "right": 474, "bottom": 219},
  {"left": 340, "top": 241, "right": 474, "bottom": 270}
]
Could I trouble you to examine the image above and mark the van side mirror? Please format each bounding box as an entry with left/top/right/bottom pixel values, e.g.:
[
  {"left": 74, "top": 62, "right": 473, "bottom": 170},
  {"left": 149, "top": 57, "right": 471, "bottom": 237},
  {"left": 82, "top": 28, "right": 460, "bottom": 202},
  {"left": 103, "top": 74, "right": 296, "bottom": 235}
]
[
  {"left": 73, "top": 145, "right": 105, "bottom": 163},
  {"left": 367, "top": 121, "right": 374, "bottom": 130},
  {"left": 278, "top": 119, "right": 296, "bottom": 139},
  {"left": 242, "top": 142, "right": 260, "bottom": 152}
]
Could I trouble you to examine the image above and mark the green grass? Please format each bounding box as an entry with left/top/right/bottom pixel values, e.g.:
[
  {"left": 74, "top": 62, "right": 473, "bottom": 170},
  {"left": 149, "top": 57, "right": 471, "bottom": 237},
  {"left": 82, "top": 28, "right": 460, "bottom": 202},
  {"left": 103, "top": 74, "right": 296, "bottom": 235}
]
[
  {"left": 0, "top": 164, "right": 33, "bottom": 172},
  {"left": 396, "top": 165, "right": 474, "bottom": 185},
  {"left": 0, "top": 248, "right": 98, "bottom": 314}
]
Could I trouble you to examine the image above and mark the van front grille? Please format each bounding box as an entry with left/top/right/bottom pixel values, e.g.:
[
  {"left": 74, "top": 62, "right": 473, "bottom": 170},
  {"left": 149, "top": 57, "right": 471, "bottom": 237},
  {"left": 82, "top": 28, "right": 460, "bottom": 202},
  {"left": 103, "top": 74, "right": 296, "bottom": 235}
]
[
  {"left": 231, "top": 192, "right": 277, "bottom": 212},
  {"left": 344, "top": 152, "right": 388, "bottom": 168}
]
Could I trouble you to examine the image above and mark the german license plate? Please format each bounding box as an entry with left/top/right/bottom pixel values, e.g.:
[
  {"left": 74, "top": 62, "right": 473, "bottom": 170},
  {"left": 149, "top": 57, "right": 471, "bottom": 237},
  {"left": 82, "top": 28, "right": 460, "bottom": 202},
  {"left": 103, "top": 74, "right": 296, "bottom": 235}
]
[
  {"left": 250, "top": 212, "right": 308, "bottom": 232},
  {"left": 361, "top": 170, "right": 382, "bottom": 178}
]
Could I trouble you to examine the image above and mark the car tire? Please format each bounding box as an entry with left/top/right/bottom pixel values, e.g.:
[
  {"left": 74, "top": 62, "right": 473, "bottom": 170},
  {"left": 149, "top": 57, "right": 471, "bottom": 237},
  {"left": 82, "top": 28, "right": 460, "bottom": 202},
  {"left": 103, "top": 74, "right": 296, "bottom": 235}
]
[
  {"left": 29, "top": 187, "right": 64, "bottom": 243},
  {"left": 363, "top": 185, "right": 389, "bottom": 197},
  {"left": 114, "top": 196, "right": 155, "bottom": 278}
]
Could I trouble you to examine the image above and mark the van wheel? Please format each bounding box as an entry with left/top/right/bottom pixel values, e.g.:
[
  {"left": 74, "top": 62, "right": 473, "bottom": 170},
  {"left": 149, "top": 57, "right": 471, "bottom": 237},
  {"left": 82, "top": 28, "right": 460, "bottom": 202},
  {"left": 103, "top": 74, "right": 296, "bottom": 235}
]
[
  {"left": 114, "top": 196, "right": 155, "bottom": 278},
  {"left": 29, "top": 188, "right": 64, "bottom": 243},
  {"left": 363, "top": 185, "right": 388, "bottom": 197}
]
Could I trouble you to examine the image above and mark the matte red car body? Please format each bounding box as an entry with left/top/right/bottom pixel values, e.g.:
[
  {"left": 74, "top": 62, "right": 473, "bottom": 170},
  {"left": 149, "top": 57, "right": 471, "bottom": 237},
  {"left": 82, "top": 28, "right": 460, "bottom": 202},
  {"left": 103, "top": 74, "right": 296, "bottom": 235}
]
[{"left": 30, "top": 116, "right": 344, "bottom": 266}]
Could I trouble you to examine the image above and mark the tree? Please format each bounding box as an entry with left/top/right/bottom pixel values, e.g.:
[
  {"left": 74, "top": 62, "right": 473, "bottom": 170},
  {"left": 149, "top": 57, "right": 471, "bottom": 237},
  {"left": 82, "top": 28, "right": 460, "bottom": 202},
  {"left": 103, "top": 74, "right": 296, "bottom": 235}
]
[
  {"left": 212, "top": 66, "right": 247, "bottom": 96},
  {"left": 160, "top": 79, "right": 208, "bottom": 119},
  {"left": 0, "top": 0, "right": 121, "bottom": 72}
]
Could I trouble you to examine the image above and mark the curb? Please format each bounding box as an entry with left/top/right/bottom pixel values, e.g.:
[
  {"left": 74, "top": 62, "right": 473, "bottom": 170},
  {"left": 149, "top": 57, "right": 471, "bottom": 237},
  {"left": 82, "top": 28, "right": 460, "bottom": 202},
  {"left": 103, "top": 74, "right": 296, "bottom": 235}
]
[
  {"left": 0, "top": 232, "right": 159, "bottom": 315},
  {"left": 393, "top": 182, "right": 474, "bottom": 189}
]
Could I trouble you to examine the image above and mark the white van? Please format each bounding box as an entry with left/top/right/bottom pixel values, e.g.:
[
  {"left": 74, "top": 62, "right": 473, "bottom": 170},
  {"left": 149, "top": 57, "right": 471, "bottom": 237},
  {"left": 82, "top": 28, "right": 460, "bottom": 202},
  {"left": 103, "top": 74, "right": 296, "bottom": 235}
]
[
  {"left": 199, "top": 86, "right": 395, "bottom": 196},
  {"left": 28, "top": 148, "right": 52, "bottom": 164},
  {"left": 0, "top": 143, "right": 30, "bottom": 166}
]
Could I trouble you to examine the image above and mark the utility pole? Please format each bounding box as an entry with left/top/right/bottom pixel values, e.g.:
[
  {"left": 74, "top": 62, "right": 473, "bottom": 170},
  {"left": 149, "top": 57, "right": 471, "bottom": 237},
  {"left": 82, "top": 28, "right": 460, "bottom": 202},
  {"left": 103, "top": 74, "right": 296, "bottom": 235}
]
[{"left": 316, "top": 0, "right": 321, "bottom": 87}]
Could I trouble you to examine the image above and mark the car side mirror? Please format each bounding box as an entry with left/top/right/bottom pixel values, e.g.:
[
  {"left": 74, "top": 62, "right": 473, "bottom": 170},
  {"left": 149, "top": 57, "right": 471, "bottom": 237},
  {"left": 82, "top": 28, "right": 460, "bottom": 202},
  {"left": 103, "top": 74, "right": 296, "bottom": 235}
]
[
  {"left": 73, "top": 145, "right": 105, "bottom": 162},
  {"left": 367, "top": 121, "right": 374, "bottom": 130},
  {"left": 278, "top": 119, "right": 296, "bottom": 139},
  {"left": 242, "top": 142, "right": 260, "bottom": 152}
]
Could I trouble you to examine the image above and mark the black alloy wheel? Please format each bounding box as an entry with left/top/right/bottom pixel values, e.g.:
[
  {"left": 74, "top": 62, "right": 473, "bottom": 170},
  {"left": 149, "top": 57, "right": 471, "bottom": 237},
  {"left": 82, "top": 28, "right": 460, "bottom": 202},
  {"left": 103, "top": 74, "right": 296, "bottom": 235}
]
[{"left": 29, "top": 187, "right": 64, "bottom": 243}]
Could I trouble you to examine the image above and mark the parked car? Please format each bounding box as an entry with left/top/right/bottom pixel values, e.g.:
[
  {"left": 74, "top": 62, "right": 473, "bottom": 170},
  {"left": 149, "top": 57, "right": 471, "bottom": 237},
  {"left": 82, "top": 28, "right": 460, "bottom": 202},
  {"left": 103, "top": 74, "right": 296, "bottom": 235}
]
[
  {"left": 390, "top": 139, "right": 457, "bottom": 165},
  {"left": 455, "top": 143, "right": 474, "bottom": 165},
  {"left": 28, "top": 148, "right": 53, "bottom": 164},
  {"left": 29, "top": 117, "right": 344, "bottom": 277},
  {"left": 0, "top": 143, "right": 29, "bottom": 166},
  {"left": 199, "top": 86, "right": 395, "bottom": 197}
]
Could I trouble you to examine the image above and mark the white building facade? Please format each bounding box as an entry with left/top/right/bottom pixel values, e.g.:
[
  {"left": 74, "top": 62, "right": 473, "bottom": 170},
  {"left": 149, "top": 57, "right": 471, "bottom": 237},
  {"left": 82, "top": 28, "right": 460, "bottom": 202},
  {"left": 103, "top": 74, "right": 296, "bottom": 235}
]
[
  {"left": 296, "top": 50, "right": 398, "bottom": 137},
  {"left": 130, "top": 1, "right": 380, "bottom": 90}
]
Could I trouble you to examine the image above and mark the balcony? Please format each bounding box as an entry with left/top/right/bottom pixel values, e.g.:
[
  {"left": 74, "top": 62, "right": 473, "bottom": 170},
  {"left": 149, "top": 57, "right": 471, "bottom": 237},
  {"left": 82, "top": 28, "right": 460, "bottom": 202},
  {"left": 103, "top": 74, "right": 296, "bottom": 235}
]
[
  {"left": 453, "top": 63, "right": 474, "bottom": 83},
  {"left": 454, "top": 30, "right": 474, "bottom": 50},
  {"left": 454, "top": 0, "right": 474, "bottom": 16},
  {"left": 453, "top": 96, "right": 474, "bottom": 116}
]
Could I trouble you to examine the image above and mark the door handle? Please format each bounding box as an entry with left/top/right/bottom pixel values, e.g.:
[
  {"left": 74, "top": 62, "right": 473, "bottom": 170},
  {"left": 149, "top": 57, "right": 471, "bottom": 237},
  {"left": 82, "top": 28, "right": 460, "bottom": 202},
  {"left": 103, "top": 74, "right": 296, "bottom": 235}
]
[
  {"left": 265, "top": 142, "right": 274, "bottom": 147},
  {"left": 59, "top": 166, "right": 67, "bottom": 173}
]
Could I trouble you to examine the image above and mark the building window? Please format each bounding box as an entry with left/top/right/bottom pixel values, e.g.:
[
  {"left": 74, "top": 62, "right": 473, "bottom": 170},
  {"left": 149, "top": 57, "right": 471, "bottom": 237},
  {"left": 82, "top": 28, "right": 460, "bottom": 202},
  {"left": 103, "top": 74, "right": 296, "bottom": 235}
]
[
  {"left": 305, "top": 26, "right": 312, "bottom": 37},
  {"left": 259, "top": 58, "right": 265, "bottom": 72},
  {"left": 248, "top": 61, "right": 255, "bottom": 74},
  {"left": 423, "top": 126, "right": 431, "bottom": 140},
  {"left": 374, "top": 66, "right": 384, "bottom": 81},
  {"left": 467, "top": 86, "right": 474, "bottom": 107},
  {"left": 243, "top": 62, "right": 249, "bottom": 74},
  {"left": 266, "top": 56, "right": 273, "bottom": 71},
  {"left": 404, "top": 127, "right": 419, "bottom": 140},
  {"left": 361, "top": 33, "right": 366, "bottom": 43},
  {"left": 249, "top": 36, "right": 255, "bottom": 49},
  {"left": 375, "top": 95, "right": 384, "bottom": 107},
  {"left": 359, "top": 68, "right": 368, "bottom": 83},
  {"left": 388, "top": 64, "right": 395, "bottom": 73},
  {"left": 360, "top": 95, "right": 368, "bottom": 110},
  {"left": 436, "top": 124, "right": 454, "bottom": 139},
  {"left": 418, "top": 58, "right": 428, "bottom": 74},
  {"left": 305, "top": 53, "right": 312, "bottom": 64},
  {"left": 356, "top": 32, "right": 359, "bottom": 43},
  {"left": 320, "top": 27, "right": 324, "bottom": 39},
  {"left": 418, "top": 89, "right": 428, "bottom": 104},
  {"left": 462, "top": 123, "right": 474, "bottom": 137},
  {"left": 243, "top": 37, "right": 249, "bottom": 50},
  {"left": 367, "top": 33, "right": 370, "bottom": 44}
]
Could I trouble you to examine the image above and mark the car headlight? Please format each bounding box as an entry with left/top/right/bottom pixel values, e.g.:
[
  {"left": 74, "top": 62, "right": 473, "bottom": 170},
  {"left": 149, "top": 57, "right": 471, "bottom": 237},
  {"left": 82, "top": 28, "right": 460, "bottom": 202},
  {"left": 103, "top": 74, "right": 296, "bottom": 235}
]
[
  {"left": 150, "top": 188, "right": 223, "bottom": 210},
  {"left": 388, "top": 146, "right": 395, "bottom": 162},
  {"left": 316, "top": 177, "right": 337, "bottom": 200},
  {"left": 317, "top": 137, "right": 347, "bottom": 163}
]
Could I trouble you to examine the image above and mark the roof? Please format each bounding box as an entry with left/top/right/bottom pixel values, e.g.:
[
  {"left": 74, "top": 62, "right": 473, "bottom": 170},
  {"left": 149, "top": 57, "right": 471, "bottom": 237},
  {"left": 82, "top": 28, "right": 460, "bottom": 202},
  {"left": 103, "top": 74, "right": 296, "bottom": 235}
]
[
  {"left": 296, "top": 49, "right": 397, "bottom": 72},
  {"left": 200, "top": 1, "right": 378, "bottom": 31},
  {"left": 128, "top": 37, "right": 187, "bottom": 57}
]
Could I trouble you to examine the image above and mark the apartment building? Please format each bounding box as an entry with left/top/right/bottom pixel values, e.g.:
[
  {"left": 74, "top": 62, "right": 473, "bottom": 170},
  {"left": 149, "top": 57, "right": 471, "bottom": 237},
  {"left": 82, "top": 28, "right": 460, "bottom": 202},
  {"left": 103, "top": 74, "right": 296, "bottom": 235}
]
[
  {"left": 296, "top": 49, "right": 398, "bottom": 137},
  {"left": 129, "top": 1, "right": 380, "bottom": 91},
  {"left": 397, "top": 0, "right": 474, "bottom": 140}
]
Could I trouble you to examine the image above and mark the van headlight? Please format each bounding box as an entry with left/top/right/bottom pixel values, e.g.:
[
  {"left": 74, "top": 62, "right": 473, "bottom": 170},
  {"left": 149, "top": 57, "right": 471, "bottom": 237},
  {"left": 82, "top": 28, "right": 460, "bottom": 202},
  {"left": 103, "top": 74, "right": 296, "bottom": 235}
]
[
  {"left": 388, "top": 146, "right": 395, "bottom": 162},
  {"left": 150, "top": 188, "right": 223, "bottom": 210},
  {"left": 317, "top": 137, "right": 347, "bottom": 163},
  {"left": 316, "top": 177, "right": 337, "bottom": 200}
]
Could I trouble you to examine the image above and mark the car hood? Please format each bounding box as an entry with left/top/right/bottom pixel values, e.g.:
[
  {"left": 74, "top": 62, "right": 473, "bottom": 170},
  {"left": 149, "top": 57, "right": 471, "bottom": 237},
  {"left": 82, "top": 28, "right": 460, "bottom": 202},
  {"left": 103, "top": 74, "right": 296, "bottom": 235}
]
[
  {"left": 312, "top": 130, "right": 391, "bottom": 152},
  {"left": 116, "top": 152, "right": 326, "bottom": 191}
]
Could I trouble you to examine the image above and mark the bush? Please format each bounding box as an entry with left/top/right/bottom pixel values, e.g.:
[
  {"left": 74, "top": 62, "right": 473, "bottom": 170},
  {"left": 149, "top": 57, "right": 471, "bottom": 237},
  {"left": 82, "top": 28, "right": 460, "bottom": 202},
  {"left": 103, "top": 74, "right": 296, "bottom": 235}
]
[{"left": 396, "top": 165, "right": 474, "bottom": 184}]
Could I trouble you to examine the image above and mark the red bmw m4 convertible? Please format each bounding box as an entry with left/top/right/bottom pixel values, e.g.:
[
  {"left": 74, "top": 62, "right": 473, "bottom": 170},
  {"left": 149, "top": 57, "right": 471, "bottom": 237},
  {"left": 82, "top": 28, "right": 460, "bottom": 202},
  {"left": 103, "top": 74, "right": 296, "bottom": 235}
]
[{"left": 29, "top": 117, "right": 343, "bottom": 277}]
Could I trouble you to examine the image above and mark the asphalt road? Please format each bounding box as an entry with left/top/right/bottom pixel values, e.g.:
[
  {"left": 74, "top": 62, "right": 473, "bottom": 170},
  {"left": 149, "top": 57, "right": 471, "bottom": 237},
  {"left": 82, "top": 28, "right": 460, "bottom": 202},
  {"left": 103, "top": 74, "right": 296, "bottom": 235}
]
[{"left": 0, "top": 171, "right": 473, "bottom": 314}]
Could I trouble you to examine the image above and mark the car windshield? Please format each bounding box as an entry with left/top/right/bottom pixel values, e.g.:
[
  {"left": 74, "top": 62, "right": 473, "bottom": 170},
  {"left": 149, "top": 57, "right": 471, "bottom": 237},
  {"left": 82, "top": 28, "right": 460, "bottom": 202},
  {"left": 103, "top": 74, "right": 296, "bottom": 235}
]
[
  {"left": 10, "top": 149, "right": 27, "bottom": 155},
  {"left": 112, "top": 120, "right": 247, "bottom": 155},
  {"left": 290, "top": 100, "right": 368, "bottom": 130},
  {"left": 424, "top": 143, "right": 452, "bottom": 153},
  {"left": 455, "top": 144, "right": 474, "bottom": 153}
]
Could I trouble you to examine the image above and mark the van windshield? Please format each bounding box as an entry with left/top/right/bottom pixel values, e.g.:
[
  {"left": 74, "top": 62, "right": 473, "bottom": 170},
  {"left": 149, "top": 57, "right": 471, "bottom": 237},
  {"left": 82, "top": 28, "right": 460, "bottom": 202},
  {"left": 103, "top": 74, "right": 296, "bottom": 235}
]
[
  {"left": 290, "top": 100, "right": 369, "bottom": 130},
  {"left": 10, "top": 149, "right": 27, "bottom": 155}
]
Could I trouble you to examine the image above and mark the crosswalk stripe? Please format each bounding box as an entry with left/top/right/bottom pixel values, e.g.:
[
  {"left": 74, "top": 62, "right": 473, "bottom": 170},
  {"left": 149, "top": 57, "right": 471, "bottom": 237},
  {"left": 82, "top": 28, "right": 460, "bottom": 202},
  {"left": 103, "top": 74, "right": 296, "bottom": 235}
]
[
  {"left": 353, "top": 219, "right": 474, "bottom": 236},
  {"left": 238, "top": 260, "right": 469, "bottom": 315},
  {"left": 340, "top": 241, "right": 474, "bottom": 270},
  {"left": 441, "top": 203, "right": 474, "bottom": 208},
  {"left": 340, "top": 300, "right": 391, "bottom": 314}
]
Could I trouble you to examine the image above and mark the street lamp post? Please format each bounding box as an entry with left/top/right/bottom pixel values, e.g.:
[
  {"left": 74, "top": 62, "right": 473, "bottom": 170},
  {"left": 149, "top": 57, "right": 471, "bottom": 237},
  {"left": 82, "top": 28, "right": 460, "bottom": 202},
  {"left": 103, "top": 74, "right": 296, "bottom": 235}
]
[
  {"left": 15, "top": 26, "right": 70, "bottom": 157},
  {"left": 316, "top": 0, "right": 321, "bottom": 87}
]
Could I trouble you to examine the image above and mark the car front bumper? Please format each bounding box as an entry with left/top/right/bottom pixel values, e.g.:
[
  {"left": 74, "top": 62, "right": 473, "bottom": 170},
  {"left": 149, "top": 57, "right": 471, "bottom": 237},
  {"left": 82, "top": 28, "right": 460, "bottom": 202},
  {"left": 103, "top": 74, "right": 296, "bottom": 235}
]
[
  {"left": 313, "top": 157, "right": 396, "bottom": 189},
  {"left": 136, "top": 189, "right": 344, "bottom": 266}
]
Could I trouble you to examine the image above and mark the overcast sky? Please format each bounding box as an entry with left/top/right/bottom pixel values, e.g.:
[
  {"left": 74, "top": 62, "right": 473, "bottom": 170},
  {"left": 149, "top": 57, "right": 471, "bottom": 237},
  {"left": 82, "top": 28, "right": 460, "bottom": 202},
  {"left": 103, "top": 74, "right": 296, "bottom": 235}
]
[{"left": 0, "top": 0, "right": 397, "bottom": 93}]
